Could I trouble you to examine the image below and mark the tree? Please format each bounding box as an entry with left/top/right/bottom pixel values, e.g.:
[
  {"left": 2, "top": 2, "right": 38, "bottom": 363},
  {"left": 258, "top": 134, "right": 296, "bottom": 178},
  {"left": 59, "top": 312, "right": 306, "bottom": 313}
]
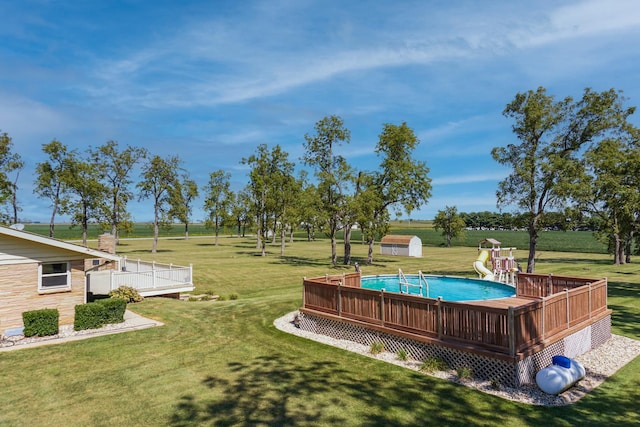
[
  {"left": 203, "top": 170, "right": 232, "bottom": 246},
  {"left": 169, "top": 175, "right": 199, "bottom": 240},
  {"left": 358, "top": 122, "right": 432, "bottom": 263},
  {"left": 493, "top": 87, "right": 634, "bottom": 272},
  {"left": 303, "top": 115, "right": 352, "bottom": 267},
  {"left": 34, "top": 139, "right": 72, "bottom": 237},
  {"left": 0, "top": 131, "right": 24, "bottom": 224},
  {"left": 91, "top": 141, "right": 147, "bottom": 242},
  {"left": 433, "top": 206, "right": 466, "bottom": 247},
  {"left": 137, "top": 155, "right": 181, "bottom": 253},
  {"left": 65, "top": 151, "right": 106, "bottom": 246},
  {"left": 230, "top": 188, "right": 252, "bottom": 237},
  {"left": 575, "top": 132, "right": 640, "bottom": 264},
  {"left": 243, "top": 144, "right": 295, "bottom": 256}
]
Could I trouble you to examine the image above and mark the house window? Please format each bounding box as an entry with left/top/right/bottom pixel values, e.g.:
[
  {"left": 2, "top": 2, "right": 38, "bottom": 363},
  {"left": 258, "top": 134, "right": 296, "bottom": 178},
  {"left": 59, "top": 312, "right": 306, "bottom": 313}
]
[{"left": 39, "top": 262, "right": 71, "bottom": 291}]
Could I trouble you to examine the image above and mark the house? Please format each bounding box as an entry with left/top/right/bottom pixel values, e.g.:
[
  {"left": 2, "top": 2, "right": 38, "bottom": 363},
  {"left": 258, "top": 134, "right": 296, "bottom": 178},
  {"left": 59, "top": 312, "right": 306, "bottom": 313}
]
[
  {"left": 380, "top": 235, "right": 422, "bottom": 257},
  {"left": 0, "top": 226, "right": 121, "bottom": 331},
  {"left": 0, "top": 226, "right": 195, "bottom": 333}
]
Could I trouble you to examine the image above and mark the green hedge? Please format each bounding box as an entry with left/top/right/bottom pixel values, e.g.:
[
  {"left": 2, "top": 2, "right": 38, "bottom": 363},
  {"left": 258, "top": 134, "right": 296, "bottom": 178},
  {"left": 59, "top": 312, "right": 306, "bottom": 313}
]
[
  {"left": 23, "top": 308, "right": 59, "bottom": 337},
  {"left": 96, "top": 297, "right": 127, "bottom": 324},
  {"left": 74, "top": 298, "right": 127, "bottom": 331}
]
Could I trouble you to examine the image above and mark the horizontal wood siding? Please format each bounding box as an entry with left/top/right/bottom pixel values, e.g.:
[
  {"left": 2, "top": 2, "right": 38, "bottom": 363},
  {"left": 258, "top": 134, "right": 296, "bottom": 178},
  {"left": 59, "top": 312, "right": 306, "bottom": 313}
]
[{"left": 0, "top": 260, "right": 85, "bottom": 329}]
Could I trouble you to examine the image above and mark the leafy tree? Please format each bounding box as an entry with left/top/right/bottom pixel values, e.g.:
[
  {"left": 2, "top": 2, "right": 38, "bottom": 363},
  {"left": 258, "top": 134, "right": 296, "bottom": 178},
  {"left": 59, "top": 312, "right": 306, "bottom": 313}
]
[
  {"left": 203, "top": 170, "right": 232, "bottom": 246},
  {"left": 34, "top": 139, "right": 72, "bottom": 237},
  {"left": 137, "top": 155, "right": 181, "bottom": 253},
  {"left": 493, "top": 87, "right": 633, "bottom": 272},
  {"left": 64, "top": 151, "right": 106, "bottom": 246},
  {"left": 91, "top": 141, "right": 147, "bottom": 242},
  {"left": 230, "top": 188, "right": 252, "bottom": 237},
  {"left": 433, "top": 206, "right": 466, "bottom": 247},
  {"left": 169, "top": 175, "right": 199, "bottom": 240},
  {"left": 297, "top": 178, "right": 322, "bottom": 242},
  {"left": 575, "top": 132, "right": 640, "bottom": 264},
  {"left": 357, "top": 122, "right": 432, "bottom": 263},
  {"left": 303, "top": 115, "right": 352, "bottom": 266},
  {"left": 0, "top": 131, "right": 24, "bottom": 224},
  {"left": 243, "top": 144, "right": 295, "bottom": 256}
]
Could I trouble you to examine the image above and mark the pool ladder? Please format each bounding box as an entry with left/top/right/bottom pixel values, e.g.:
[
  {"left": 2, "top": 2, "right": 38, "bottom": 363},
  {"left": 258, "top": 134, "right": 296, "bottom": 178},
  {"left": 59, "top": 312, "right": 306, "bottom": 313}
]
[{"left": 398, "top": 269, "right": 430, "bottom": 297}]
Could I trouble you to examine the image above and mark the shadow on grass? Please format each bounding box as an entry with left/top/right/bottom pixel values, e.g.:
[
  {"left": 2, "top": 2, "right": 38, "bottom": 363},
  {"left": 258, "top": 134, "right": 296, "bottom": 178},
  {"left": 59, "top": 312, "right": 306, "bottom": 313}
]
[
  {"left": 168, "top": 353, "right": 532, "bottom": 426},
  {"left": 535, "top": 258, "right": 613, "bottom": 266}
]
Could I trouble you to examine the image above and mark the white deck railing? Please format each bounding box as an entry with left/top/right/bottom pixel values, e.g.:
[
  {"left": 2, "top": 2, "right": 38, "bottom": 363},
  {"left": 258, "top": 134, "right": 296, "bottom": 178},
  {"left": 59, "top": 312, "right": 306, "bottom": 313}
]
[{"left": 87, "top": 258, "right": 194, "bottom": 296}]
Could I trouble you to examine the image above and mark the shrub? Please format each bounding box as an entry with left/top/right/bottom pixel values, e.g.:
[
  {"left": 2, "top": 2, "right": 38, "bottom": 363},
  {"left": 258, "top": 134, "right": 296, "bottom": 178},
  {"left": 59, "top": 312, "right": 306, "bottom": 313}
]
[
  {"left": 218, "top": 295, "right": 228, "bottom": 301},
  {"left": 396, "top": 349, "right": 409, "bottom": 361},
  {"left": 23, "top": 308, "right": 59, "bottom": 337},
  {"left": 109, "top": 286, "right": 143, "bottom": 303},
  {"left": 369, "top": 341, "right": 385, "bottom": 355},
  {"left": 456, "top": 366, "right": 473, "bottom": 380},
  {"left": 229, "top": 293, "right": 238, "bottom": 300},
  {"left": 95, "top": 298, "right": 127, "bottom": 324},
  {"left": 419, "top": 357, "right": 448, "bottom": 373},
  {"left": 74, "top": 303, "right": 106, "bottom": 331}
]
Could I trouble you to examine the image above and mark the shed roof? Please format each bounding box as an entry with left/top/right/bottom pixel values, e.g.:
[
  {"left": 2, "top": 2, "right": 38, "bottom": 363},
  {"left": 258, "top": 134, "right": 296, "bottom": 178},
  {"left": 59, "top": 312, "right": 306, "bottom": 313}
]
[{"left": 380, "top": 235, "right": 419, "bottom": 245}]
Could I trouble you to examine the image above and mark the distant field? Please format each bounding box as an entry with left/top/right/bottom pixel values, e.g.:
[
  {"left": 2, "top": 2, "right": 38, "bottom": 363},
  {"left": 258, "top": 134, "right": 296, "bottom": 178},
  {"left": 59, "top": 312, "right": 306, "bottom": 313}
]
[{"left": 22, "top": 221, "right": 609, "bottom": 254}]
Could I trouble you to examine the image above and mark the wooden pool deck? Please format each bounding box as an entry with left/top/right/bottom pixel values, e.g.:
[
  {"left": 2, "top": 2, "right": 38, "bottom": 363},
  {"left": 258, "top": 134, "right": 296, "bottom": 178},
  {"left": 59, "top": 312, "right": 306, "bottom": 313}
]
[{"left": 301, "top": 272, "right": 610, "bottom": 361}]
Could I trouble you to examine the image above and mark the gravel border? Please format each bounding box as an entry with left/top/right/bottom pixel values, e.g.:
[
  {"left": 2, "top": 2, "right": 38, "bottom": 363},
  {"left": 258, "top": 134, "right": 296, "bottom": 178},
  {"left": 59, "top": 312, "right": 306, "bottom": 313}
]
[
  {"left": 0, "top": 310, "right": 163, "bottom": 352},
  {"left": 274, "top": 311, "right": 640, "bottom": 406}
]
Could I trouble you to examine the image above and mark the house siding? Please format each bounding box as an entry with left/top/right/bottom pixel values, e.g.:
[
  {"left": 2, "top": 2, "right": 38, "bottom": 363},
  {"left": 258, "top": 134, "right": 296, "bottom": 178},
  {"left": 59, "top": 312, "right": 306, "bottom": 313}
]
[{"left": 0, "top": 260, "right": 86, "bottom": 330}]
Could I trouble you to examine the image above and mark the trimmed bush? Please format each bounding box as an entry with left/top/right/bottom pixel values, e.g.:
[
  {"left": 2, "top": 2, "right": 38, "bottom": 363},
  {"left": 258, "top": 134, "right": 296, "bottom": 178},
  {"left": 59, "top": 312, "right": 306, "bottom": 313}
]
[
  {"left": 95, "top": 297, "right": 127, "bottom": 324},
  {"left": 74, "top": 303, "right": 106, "bottom": 331},
  {"left": 23, "top": 308, "right": 59, "bottom": 337},
  {"left": 109, "top": 286, "right": 143, "bottom": 303}
]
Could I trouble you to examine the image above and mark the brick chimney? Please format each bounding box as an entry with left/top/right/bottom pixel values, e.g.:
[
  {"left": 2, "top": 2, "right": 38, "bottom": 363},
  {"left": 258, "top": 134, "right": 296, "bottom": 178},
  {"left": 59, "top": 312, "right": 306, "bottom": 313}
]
[{"left": 98, "top": 233, "right": 116, "bottom": 254}]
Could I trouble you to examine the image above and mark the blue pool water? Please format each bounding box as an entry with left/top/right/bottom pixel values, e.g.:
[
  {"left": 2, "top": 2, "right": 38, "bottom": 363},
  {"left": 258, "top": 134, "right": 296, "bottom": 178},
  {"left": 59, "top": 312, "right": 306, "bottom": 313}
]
[{"left": 360, "top": 274, "right": 515, "bottom": 301}]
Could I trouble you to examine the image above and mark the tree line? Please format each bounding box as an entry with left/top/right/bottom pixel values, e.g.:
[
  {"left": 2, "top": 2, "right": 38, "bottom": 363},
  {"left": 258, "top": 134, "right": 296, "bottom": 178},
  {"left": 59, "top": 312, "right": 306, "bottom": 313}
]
[
  {"left": 0, "top": 117, "right": 431, "bottom": 262},
  {"left": 2, "top": 86, "right": 639, "bottom": 269}
]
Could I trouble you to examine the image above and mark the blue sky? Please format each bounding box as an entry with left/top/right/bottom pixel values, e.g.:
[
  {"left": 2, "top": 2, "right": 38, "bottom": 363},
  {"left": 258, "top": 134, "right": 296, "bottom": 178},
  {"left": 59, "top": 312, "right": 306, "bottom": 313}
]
[{"left": 2, "top": 0, "right": 640, "bottom": 223}]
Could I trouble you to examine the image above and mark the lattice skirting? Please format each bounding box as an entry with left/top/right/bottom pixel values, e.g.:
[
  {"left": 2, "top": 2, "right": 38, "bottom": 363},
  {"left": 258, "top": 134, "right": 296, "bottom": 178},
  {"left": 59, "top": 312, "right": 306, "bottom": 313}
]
[{"left": 298, "top": 312, "right": 611, "bottom": 387}]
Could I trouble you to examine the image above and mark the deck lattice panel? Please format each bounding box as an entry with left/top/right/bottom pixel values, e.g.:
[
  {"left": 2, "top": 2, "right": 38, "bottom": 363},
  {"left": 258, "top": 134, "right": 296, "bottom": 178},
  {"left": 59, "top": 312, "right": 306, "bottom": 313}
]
[{"left": 298, "top": 312, "right": 611, "bottom": 387}]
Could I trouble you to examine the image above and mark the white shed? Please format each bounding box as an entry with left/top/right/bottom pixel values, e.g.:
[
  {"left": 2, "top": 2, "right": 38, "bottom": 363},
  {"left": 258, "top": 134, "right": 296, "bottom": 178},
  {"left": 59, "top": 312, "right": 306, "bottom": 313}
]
[{"left": 380, "top": 235, "right": 422, "bottom": 257}]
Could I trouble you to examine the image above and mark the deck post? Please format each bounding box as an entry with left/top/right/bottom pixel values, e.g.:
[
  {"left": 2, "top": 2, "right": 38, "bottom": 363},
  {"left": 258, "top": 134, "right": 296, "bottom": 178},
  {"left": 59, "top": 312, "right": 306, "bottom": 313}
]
[
  {"left": 380, "top": 290, "right": 385, "bottom": 326},
  {"left": 547, "top": 274, "right": 553, "bottom": 296},
  {"left": 436, "top": 297, "right": 442, "bottom": 339},
  {"left": 508, "top": 306, "right": 515, "bottom": 357},
  {"left": 302, "top": 277, "right": 306, "bottom": 308},
  {"left": 565, "top": 288, "right": 570, "bottom": 329},
  {"left": 337, "top": 281, "right": 342, "bottom": 317},
  {"left": 588, "top": 282, "right": 592, "bottom": 319}
]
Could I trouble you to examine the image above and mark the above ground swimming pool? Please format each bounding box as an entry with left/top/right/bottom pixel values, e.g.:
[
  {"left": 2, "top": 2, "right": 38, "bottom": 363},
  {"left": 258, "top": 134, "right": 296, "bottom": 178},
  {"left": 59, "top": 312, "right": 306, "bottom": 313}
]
[{"left": 360, "top": 274, "right": 515, "bottom": 301}]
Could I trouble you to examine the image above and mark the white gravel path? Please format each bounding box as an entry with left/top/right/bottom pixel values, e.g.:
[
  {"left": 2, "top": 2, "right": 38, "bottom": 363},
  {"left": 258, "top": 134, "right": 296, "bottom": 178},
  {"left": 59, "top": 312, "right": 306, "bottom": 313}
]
[{"left": 274, "top": 311, "right": 640, "bottom": 406}]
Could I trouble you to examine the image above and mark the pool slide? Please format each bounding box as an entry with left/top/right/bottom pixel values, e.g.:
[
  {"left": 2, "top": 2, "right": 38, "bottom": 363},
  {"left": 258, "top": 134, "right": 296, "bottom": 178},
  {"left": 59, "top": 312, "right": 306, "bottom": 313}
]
[{"left": 473, "top": 250, "right": 495, "bottom": 281}]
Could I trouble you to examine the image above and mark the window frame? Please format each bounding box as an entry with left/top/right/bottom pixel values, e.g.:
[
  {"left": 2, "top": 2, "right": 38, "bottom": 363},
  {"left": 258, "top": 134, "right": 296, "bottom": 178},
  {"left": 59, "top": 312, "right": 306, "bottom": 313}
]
[{"left": 38, "top": 261, "right": 72, "bottom": 292}]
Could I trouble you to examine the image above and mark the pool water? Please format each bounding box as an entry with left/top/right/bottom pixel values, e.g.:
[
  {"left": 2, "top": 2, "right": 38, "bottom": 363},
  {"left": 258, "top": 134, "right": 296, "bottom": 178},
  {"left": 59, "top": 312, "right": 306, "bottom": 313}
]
[{"left": 360, "top": 274, "right": 515, "bottom": 301}]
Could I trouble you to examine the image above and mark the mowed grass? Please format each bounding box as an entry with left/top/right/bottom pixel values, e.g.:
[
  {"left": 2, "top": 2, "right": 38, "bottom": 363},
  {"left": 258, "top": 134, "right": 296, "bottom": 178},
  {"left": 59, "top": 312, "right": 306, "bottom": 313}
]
[{"left": 0, "top": 235, "right": 639, "bottom": 426}]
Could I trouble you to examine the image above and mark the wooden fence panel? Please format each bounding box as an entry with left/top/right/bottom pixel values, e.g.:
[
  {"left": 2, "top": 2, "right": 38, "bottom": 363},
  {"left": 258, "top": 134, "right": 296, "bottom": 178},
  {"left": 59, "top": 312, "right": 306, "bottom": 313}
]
[
  {"left": 340, "top": 287, "right": 382, "bottom": 323},
  {"left": 303, "top": 280, "right": 338, "bottom": 315},
  {"left": 383, "top": 294, "right": 438, "bottom": 336},
  {"left": 439, "top": 301, "right": 511, "bottom": 351}
]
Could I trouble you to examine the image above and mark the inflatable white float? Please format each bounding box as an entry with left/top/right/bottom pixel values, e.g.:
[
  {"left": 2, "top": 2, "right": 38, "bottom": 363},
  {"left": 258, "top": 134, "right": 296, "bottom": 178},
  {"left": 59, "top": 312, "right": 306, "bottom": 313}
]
[{"left": 535, "top": 355, "right": 586, "bottom": 395}]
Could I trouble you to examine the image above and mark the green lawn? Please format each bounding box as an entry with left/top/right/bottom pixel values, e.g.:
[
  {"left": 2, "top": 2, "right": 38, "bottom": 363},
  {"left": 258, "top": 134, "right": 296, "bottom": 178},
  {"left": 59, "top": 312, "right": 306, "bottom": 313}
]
[{"left": 0, "top": 235, "right": 638, "bottom": 426}]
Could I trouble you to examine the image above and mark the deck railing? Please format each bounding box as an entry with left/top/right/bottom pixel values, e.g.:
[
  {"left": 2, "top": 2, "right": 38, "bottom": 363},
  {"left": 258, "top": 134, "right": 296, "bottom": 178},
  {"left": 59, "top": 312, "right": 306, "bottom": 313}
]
[
  {"left": 301, "top": 273, "right": 608, "bottom": 357},
  {"left": 112, "top": 258, "right": 193, "bottom": 293}
]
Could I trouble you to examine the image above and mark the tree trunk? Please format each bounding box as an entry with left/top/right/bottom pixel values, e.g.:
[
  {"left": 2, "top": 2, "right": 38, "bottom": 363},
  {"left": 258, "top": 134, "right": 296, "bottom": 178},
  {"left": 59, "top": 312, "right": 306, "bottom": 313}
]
[
  {"left": 446, "top": 233, "right": 452, "bottom": 248},
  {"left": 526, "top": 217, "right": 538, "bottom": 273},
  {"left": 367, "top": 238, "right": 374, "bottom": 264},
  {"left": 184, "top": 222, "right": 189, "bottom": 240},
  {"left": 343, "top": 225, "right": 352, "bottom": 265},
  {"left": 280, "top": 226, "right": 286, "bottom": 256}
]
